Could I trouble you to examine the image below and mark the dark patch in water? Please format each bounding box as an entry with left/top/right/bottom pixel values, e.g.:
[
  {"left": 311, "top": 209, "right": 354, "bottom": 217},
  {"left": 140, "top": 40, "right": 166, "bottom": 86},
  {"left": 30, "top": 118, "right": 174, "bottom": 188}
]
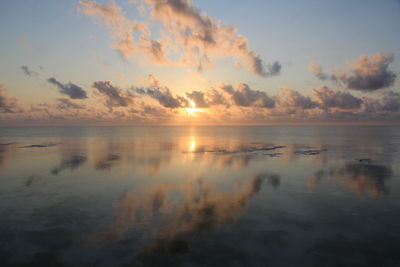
[
  {"left": 294, "top": 148, "right": 327, "bottom": 156},
  {"left": 356, "top": 158, "right": 372, "bottom": 163},
  {"left": 0, "top": 142, "right": 17, "bottom": 146},
  {"left": 25, "top": 175, "right": 41, "bottom": 187},
  {"left": 263, "top": 152, "right": 282, "bottom": 157},
  {"left": 19, "top": 143, "right": 59, "bottom": 148},
  {"left": 95, "top": 154, "right": 120, "bottom": 171},
  {"left": 51, "top": 155, "right": 87, "bottom": 175},
  {"left": 25, "top": 227, "right": 74, "bottom": 250},
  {"left": 308, "top": 233, "right": 400, "bottom": 267},
  {"left": 204, "top": 145, "right": 286, "bottom": 154}
]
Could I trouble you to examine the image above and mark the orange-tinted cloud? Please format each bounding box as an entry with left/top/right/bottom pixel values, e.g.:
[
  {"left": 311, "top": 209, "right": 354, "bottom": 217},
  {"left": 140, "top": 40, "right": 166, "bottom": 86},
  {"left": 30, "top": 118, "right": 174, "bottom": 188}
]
[
  {"left": 79, "top": 0, "right": 281, "bottom": 76},
  {"left": 310, "top": 53, "right": 397, "bottom": 91},
  {"left": 0, "top": 85, "right": 23, "bottom": 114}
]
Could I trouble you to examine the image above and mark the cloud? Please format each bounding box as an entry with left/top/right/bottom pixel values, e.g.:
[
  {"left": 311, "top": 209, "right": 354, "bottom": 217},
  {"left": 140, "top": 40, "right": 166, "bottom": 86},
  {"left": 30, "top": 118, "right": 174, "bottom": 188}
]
[
  {"left": 79, "top": 0, "right": 164, "bottom": 60},
  {"left": 312, "top": 87, "right": 363, "bottom": 110},
  {"left": 276, "top": 88, "right": 317, "bottom": 109},
  {"left": 2, "top": 77, "right": 399, "bottom": 125},
  {"left": 309, "top": 61, "right": 329, "bottom": 80},
  {"left": 222, "top": 83, "right": 275, "bottom": 108},
  {"left": 92, "top": 81, "right": 133, "bottom": 110},
  {"left": 185, "top": 89, "right": 226, "bottom": 108},
  {"left": 47, "top": 77, "right": 88, "bottom": 99},
  {"left": 132, "top": 74, "right": 188, "bottom": 108},
  {"left": 269, "top": 62, "right": 282, "bottom": 76},
  {"left": 0, "top": 85, "right": 23, "bottom": 113},
  {"left": 136, "top": 86, "right": 188, "bottom": 108},
  {"left": 79, "top": 0, "right": 281, "bottom": 76},
  {"left": 363, "top": 90, "right": 400, "bottom": 113},
  {"left": 185, "top": 90, "right": 209, "bottom": 108},
  {"left": 21, "top": 65, "right": 37, "bottom": 76},
  {"left": 376, "top": 91, "right": 400, "bottom": 112},
  {"left": 56, "top": 98, "right": 86, "bottom": 110},
  {"left": 310, "top": 53, "right": 397, "bottom": 91}
]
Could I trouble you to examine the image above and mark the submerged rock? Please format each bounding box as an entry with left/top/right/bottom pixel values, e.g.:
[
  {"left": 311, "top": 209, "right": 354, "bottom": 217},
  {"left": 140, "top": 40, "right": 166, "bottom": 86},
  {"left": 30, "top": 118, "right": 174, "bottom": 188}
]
[
  {"left": 19, "top": 143, "right": 59, "bottom": 148},
  {"left": 294, "top": 148, "right": 327, "bottom": 156}
]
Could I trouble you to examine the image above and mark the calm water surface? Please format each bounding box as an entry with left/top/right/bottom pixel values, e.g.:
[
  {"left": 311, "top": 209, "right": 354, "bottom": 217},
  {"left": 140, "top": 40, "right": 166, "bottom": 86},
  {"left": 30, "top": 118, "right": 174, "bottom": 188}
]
[{"left": 0, "top": 126, "right": 399, "bottom": 267}]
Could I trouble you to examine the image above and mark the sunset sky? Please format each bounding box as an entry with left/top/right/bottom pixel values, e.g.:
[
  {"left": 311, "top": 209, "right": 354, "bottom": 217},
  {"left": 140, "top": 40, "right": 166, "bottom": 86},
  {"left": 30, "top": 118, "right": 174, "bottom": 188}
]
[{"left": 1, "top": 0, "right": 399, "bottom": 125}]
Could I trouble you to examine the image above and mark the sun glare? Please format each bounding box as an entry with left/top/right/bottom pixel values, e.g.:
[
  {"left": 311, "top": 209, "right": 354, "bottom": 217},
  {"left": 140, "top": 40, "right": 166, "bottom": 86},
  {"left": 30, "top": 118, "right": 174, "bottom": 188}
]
[{"left": 185, "top": 100, "right": 201, "bottom": 115}]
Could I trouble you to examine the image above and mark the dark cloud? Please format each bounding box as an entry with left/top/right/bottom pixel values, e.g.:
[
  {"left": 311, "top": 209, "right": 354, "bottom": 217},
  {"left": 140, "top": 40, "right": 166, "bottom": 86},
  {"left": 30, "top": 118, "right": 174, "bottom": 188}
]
[
  {"left": 263, "top": 61, "right": 282, "bottom": 77},
  {"left": 185, "top": 89, "right": 227, "bottom": 108},
  {"left": 312, "top": 87, "right": 363, "bottom": 110},
  {"left": 135, "top": 86, "right": 188, "bottom": 108},
  {"left": 380, "top": 91, "right": 400, "bottom": 112},
  {"left": 0, "top": 85, "right": 23, "bottom": 113},
  {"left": 92, "top": 81, "right": 133, "bottom": 110},
  {"left": 310, "top": 53, "right": 397, "bottom": 91},
  {"left": 248, "top": 52, "right": 281, "bottom": 77},
  {"left": 186, "top": 91, "right": 209, "bottom": 108},
  {"left": 222, "top": 83, "right": 275, "bottom": 108},
  {"left": 276, "top": 88, "right": 317, "bottom": 109},
  {"left": 21, "top": 65, "right": 37, "bottom": 76},
  {"left": 48, "top": 77, "right": 88, "bottom": 99},
  {"left": 206, "top": 89, "right": 227, "bottom": 106},
  {"left": 56, "top": 98, "right": 86, "bottom": 110},
  {"left": 363, "top": 90, "right": 400, "bottom": 113}
]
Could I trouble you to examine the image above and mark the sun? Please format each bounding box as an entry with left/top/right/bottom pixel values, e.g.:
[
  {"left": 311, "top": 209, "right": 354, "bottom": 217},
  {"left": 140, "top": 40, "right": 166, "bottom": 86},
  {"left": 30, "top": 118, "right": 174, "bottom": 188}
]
[{"left": 185, "top": 100, "right": 201, "bottom": 115}]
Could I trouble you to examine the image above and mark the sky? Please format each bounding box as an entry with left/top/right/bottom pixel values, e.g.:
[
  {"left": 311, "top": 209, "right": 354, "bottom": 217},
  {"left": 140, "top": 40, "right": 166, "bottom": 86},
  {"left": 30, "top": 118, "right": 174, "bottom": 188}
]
[{"left": 0, "top": 0, "right": 399, "bottom": 125}]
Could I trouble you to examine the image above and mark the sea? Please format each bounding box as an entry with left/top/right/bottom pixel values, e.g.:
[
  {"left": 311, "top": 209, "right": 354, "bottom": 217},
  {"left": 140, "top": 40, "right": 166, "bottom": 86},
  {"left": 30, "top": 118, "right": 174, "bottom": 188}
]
[{"left": 0, "top": 126, "right": 399, "bottom": 266}]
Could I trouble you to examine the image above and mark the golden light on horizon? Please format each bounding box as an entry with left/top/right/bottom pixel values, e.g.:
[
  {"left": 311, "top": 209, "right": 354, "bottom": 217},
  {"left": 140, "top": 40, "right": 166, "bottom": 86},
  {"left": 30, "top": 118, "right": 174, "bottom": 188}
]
[{"left": 185, "top": 100, "right": 201, "bottom": 116}]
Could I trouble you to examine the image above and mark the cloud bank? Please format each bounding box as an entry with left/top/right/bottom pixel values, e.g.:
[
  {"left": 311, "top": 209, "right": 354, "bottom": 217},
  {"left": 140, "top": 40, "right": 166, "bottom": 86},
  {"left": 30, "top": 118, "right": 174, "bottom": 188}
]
[{"left": 1, "top": 76, "right": 400, "bottom": 125}]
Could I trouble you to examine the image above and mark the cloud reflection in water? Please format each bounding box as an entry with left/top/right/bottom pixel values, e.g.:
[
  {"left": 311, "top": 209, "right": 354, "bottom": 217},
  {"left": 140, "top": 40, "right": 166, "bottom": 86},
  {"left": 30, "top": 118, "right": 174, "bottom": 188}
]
[{"left": 88, "top": 173, "right": 280, "bottom": 257}]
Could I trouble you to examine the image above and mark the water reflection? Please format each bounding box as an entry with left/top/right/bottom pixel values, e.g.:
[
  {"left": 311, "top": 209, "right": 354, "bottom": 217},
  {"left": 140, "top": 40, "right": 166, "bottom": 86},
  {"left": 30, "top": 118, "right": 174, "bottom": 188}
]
[
  {"left": 0, "top": 126, "right": 399, "bottom": 266},
  {"left": 89, "top": 173, "right": 280, "bottom": 258},
  {"left": 25, "top": 175, "right": 41, "bottom": 187},
  {"left": 51, "top": 155, "right": 87, "bottom": 175},
  {"left": 0, "top": 142, "right": 16, "bottom": 169},
  {"left": 330, "top": 162, "right": 392, "bottom": 197},
  {"left": 95, "top": 154, "right": 121, "bottom": 171},
  {"left": 308, "top": 162, "right": 393, "bottom": 197}
]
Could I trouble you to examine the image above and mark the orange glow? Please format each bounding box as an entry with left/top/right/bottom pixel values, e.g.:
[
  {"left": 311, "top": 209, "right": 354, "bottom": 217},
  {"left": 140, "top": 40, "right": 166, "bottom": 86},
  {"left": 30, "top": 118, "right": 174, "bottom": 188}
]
[{"left": 184, "top": 100, "right": 201, "bottom": 116}]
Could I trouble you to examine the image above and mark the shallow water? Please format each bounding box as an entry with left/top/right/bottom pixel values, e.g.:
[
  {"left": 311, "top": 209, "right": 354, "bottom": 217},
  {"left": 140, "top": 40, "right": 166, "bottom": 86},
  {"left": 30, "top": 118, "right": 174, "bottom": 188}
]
[{"left": 0, "top": 126, "right": 400, "bottom": 267}]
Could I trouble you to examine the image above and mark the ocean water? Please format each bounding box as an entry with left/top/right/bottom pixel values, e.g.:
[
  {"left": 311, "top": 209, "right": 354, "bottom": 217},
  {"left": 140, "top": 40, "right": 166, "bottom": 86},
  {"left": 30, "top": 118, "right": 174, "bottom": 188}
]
[{"left": 0, "top": 126, "right": 399, "bottom": 267}]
